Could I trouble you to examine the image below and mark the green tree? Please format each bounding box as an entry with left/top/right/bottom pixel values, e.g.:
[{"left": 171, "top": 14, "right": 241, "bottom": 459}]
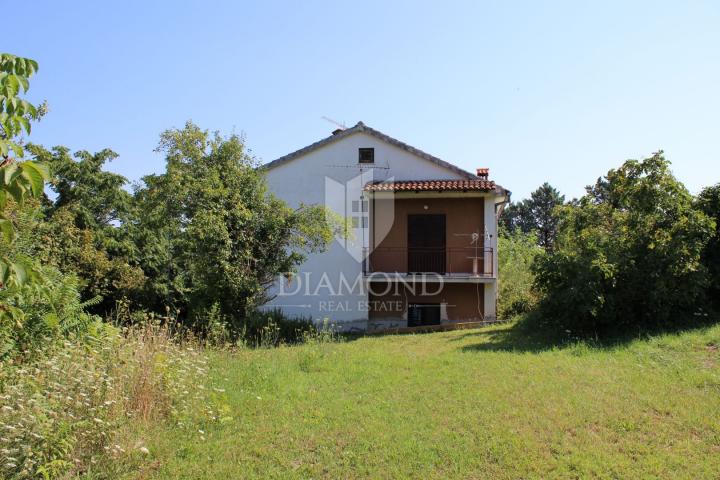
[
  {"left": 27, "top": 145, "right": 145, "bottom": 314},
  {"left": 0, "top": 54, "right": 50, "bottom": 287},
  {"left": 500, "top": 182, "right": 565, "bottom": 252},
  {"left": 532, "top": 152, "right": 714, "bottom": 334},
  {"left": 0, "top": 54, "right": 105, "bottom": 358},
  {"left": 133, "top": 122, "right": 335, "bottom": 333},
  {"left": 695, "top": 184, "right": 720, "bottom": 308},
  {"left": 0, "top": 200, "right": 102, "bottom": 357}
]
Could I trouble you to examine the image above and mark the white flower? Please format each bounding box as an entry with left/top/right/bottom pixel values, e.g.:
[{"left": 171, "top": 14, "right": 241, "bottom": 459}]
[{"left": 139, "top": 447, "right": 150, "bottom": 454}]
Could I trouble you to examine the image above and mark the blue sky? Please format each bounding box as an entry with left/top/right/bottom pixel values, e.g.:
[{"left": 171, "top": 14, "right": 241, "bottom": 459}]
[{"left": 7, "top": 1, "right": 720, "bottom": 200}]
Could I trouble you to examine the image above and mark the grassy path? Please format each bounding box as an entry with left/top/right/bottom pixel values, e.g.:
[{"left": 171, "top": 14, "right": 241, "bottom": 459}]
[{"left": 139, "top": 323, "right": 720, "bottom": 479}]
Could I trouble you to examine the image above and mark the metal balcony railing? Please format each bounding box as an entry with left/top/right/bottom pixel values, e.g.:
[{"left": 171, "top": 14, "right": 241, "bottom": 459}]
[{"left": 362, "top": 247, "right": 494, "bottom": 277}]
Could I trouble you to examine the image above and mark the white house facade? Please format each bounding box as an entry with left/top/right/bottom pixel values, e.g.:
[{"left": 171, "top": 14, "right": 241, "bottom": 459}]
[{"left": 262, "top": 122, "right": 509, "bottom": 332}]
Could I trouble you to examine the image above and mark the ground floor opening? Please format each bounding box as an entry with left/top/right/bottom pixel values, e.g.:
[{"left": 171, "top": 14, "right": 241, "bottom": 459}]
[{"left": 367, "top": 281, "right": 491, "bottom": 331}]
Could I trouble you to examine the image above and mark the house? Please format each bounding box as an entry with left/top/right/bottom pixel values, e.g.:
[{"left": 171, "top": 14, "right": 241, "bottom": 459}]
[{"left": 262, "top": 122, "right": 509, "bottom": 332}]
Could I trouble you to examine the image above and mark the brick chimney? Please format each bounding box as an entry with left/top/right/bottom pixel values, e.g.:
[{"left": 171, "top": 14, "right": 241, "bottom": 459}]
[{"left": 476, "top": 167, "right": 489, "bottom": 179}]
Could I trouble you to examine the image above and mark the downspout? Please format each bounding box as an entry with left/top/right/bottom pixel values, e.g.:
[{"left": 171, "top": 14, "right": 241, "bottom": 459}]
[
  {"left": 492, "top": 188, "right": 511, "bottom": 320},
  {"left": 495, "top": 189, "right": 511, "bottom": 219}
]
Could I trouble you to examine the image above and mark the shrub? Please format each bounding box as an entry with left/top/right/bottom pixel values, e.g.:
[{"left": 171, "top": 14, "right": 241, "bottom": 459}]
[
  {"left": 0, "top": 198, "right": 109, "bottom": 360},
  {"left": 498, "top": 228, "right": 543, "bottom": 318},
  {"left": 0, "top": 265, "right": 107, "bottom": 360},
  {"left": 240, "top": 308, "right": 319, "bottom": 347},
  {"left": 695, "top": 184, "right": 720, "bottom": 309},
  {"left": 532, "top": 152, "right": 715, "bottom": 335}
]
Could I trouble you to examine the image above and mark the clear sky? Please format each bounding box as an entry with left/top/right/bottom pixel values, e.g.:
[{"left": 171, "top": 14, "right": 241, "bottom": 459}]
[{"left": 6, "top": 1, "right": 720, "bottom": 200}]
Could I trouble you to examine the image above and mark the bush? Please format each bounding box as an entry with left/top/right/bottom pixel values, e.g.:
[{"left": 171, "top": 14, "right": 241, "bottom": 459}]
[
  {"left": 498, "top": 228, "right": 543, "bottom": 318},
  {"left": 240, "top": 309, "right": 320, "bottom": 347},
  {"left": 695, "top": 184, "right": 720, "bottom": 309},
  {"left": 0, "top": 265, "right": 107, "bottom": 360},
  {"left": 532, "top": 153, "right": 715, "bottom": 335}
]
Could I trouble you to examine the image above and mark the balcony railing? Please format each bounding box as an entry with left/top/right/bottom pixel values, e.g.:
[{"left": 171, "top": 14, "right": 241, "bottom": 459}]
[{"left": 362, "top": 247, "right": 494, "bottom": 277}]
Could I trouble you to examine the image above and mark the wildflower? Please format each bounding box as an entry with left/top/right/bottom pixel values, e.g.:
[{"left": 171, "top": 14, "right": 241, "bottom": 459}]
[{"left": 139, "top": 447, "right": 150, "bottom": 454}]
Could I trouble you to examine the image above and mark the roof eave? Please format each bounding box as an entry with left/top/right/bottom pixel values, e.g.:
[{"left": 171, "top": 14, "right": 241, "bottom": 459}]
[{"left": 261, "top": 121, "right": 478, "bottom": 179}]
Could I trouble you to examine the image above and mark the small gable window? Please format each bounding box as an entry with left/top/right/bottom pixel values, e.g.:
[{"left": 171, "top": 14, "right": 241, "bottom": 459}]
[{"left": 358, "top": 148, "right": 374, "bottom": 164}]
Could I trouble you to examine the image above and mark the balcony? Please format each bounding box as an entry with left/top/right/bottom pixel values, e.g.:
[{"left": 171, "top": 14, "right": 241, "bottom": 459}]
[{"left": 362, "top": 247, "right": 494, "bottom": 278}]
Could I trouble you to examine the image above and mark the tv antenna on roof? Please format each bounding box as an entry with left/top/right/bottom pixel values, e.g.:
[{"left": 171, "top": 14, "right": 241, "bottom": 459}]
[{"left": 321, "top": 116, "right": 346, "bottom": 131}]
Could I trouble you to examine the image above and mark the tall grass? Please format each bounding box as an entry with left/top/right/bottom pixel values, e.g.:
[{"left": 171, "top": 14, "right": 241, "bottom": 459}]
[{"left": 0, "top": 322, "right": 221, "bottom": 479}]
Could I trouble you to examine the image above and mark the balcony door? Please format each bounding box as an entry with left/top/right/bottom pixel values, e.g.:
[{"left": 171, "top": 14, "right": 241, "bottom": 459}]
[{"left": 407, "top": 214, "right": 446, "bottom": 273}]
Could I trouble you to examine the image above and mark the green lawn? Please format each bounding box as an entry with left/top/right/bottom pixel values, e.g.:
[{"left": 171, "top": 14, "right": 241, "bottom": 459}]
[{"left": 133, "top": 322, "right": 720, "bottom": 479}]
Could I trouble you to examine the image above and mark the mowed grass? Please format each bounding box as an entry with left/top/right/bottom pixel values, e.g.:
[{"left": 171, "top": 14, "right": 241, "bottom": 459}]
[{"left": 137, "top": 322, "right": 720, "bottom": 479}]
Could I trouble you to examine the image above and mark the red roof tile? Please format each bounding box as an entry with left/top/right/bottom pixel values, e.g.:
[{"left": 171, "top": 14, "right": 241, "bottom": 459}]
[{"left": 364, "top": 179, "right": 496, "bottom": 192}]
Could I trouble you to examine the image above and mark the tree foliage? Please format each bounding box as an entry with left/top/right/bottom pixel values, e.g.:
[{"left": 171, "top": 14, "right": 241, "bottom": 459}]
[
  {"left": 532, "top": 152, "right": 714, "bottom": 334},
  {"left": 498, "top": 226, "right": 542, "bottom": 319},
  {"left": 27, "top": 145, "right": 145, "bottom": 313},
  {"left": 0, "top": 53, "right": 45, "bottom": 159},
  {"left": 0, "top": 54, "right": 50, "bottom": 288},
  {"left": 132, "top": 122, "right": 335, "bottom": 332},
  {"left": 695, "top": 184, "right": 720, "bottom": 308},
  {"left": 500, "top": 182, "right": 565, "bottom": 252}
]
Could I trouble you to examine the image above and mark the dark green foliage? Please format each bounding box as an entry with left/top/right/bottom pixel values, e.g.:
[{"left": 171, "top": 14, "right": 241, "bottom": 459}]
[
  {"left": 695, "top": 184, "right": 720, "bottom": 307},
  {"left": 0, "top": 265, "right": 105, "bottom": 359},
  {"left": 132, "top": 122, "right": 334, "bottom": 329},
  {"left": 15, "top": 122, "right": 334, "bottom": 339},
  {"left": 27, "top": 145, "right": 146, "bottom": 314},
  {"left": 35, "top": 146, "right": 134, "bottom": 230},
  {"left": 0, "top": 199, "right": 105, "bottom": 359},
  {"left": 500, "top": 182, "right": 565, "bottom": 252},
  {"left": 532, "top": 152, "right": 715, "bottom": 334},
  {"left": 240, "top": 308, "right": 318, "bottom": 347}
]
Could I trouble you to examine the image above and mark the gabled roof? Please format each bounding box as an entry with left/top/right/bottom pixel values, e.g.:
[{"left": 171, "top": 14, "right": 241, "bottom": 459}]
[
  {"left": 364, "top": 179, "right": 496, "bottom": 193},
  {"left": 261, "top": 121, "right": 477, "bottom": 179}
]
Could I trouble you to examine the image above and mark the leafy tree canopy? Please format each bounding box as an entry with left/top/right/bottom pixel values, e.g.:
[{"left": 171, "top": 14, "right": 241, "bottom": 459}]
[
  {"left": 695, "top": 183, "right": 720, "bottom": 307},
  {"left": 25, "top": 145, "right": 144, "bottom": 314},
  {"left": 532, "top": 152, "right": 714, "bottom": 334},
  {"left": 501, "top": 182, "right": 565, "bottom": 252},
  {"left": 0, "top": 54, "right": 49, "bottom": 288},
  {"left": 133, "top": 122, "right": 335, "bottom": 332}
]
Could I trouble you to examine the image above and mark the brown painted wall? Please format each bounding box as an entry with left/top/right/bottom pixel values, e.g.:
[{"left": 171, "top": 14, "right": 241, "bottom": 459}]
[
  {"left": 370, "top": 196, "right": 486, "bottom": 273},
  {"left": 367, "top": 282, "right": 486, "bottom": 322}
]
